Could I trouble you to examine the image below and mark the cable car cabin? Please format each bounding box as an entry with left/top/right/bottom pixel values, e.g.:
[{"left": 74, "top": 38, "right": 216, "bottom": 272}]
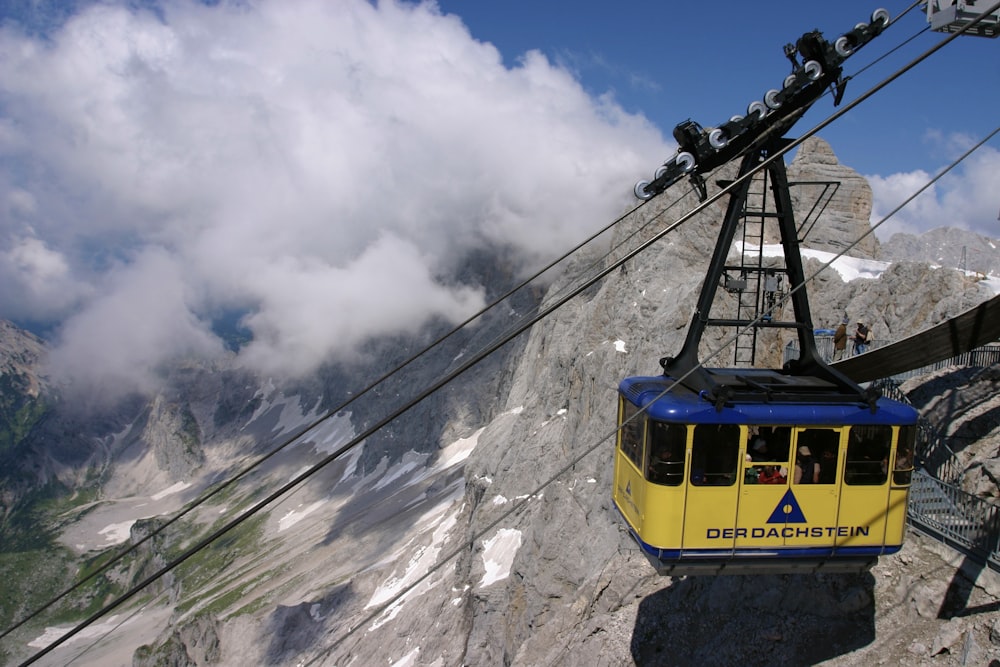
[
  {"left": 613, "top": 372, "right": 918, "bottom": 576},
  {"left": 922, "top": 0, "right": 1000, "bottom": 37}
]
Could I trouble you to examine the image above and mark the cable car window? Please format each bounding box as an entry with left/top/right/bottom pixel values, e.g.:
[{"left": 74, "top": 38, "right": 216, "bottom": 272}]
[
  {"left": 619, "top": 400, "right": 644, "bottom": 469},
  {"left": 691, "top": 424, "right": 740, "bottom": 486},
  {"left": 893, "top": 424, "right": 916, "bottom": 485},
  {"left": 795, "top": 428, "right": 838, "bottom": 484},
  {"left": 746, "top": 426, "right": 791, "bottom": 484},
  {"left": 747, "top": 425, "right": 791, "bottom": 462},
  {"left": 647, "top": 422, "right": 685, "bottom": 486},
  {"left": 845, "top": 425, "right": 890, "bottom": 485},
  {"left": 817, "top": 442, "right": 839, "bottom": 484}
]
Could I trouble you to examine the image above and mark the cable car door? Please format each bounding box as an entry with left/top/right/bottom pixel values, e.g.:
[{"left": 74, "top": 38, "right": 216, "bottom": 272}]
[
  {"left": 838, "top": 424, "right": 894, "bottom": 551},
  {"left": 736, "top": 425, "right": 793, "bottom": 553},
  {"left": 613, "top": 399, "right": 648, "bottom": 537},
  {"left": 785, "top": 427, "right": 842, "bottom": 550},
  {"left": 681, "top": 424, "right": 741, "bottom": 554}
]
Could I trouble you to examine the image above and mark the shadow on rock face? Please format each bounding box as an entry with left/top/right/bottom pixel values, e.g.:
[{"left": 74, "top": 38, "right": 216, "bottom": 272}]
[
  {"left": 265, "top": 583, "right": 353, "bottom": 665},
  {"left": 630, "top": 572, "right": 876, "bottom": 666}
]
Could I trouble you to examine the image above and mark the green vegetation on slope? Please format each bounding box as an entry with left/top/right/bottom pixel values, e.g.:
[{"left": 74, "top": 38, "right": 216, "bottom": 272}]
[{"left": 0, "top": 371, "right": 47, "bottom": 456}]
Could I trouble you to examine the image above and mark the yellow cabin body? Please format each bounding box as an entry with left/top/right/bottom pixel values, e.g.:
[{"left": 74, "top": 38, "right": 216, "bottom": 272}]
[{"left": 613, "top": 377, "right": 917, "bottom": 575}]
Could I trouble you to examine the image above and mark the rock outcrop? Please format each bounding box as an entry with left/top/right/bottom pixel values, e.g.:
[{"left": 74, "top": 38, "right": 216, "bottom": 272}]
[
  {"left": 787, "top": 136, "right": 879, "bottom": 259},
  {"left": 0, "top": 320, "right": 47, "bottom": 457},
  {"left": 880, "top": 226, "right": 1000, "bottom": 276},
  {"left": 143, "top": 395, "right": 206, "bottom": 482}
]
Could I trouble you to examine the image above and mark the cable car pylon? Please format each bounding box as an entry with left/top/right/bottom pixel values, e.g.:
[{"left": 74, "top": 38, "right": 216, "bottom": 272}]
[{"left": 659, "top": 136, "right": 874, "bottom": 408}]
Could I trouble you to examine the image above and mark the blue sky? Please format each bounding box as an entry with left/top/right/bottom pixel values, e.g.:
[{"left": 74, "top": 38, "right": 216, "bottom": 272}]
[
  {"left": 436, "top": 1, "right": 999, "bottom": 179},
  {"left": 0, "top": 0, "right": 997, "bottom": 391}
]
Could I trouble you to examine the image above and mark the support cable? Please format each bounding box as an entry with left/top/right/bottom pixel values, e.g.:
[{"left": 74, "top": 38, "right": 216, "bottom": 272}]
[
  {"left": 1, "top": 169, "right": 694, "bottom": 647},
  {"left": 0, "top": 171, "right": 652, "bottom": 642}
]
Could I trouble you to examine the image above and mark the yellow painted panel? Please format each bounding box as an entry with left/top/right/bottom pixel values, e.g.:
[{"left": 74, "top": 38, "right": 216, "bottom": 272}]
[
  {"left": 735, "top": 484, "right": 792, "bottom": 548},
  {"left": 884, "top": 487, "right": 910, "bottom": 545},
  {"left": 613, "top": 451, "right": 646, "bottom": 536},
  {"left": 640, "top": 483, "right": 687, "bottom": 548},
  {"left": 836, "top": 485, "right": 889, "bottom": 547},
  {"left": 682, "top": 484, "right": 739, "bottom": 549}
]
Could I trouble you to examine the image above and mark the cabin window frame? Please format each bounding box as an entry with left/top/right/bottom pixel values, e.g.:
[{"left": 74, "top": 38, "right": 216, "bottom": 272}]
[
  {"left": 690, "top": 423, "right": 740, "bottom": 487},
  {"left": 844, "top": 424, "right": 892, "bottom": 486},
  {"left": 794, "top": 427, "right": 841, "bottom": 485},
  {"left": 646, "top": 421, "right": 686, "bottom": 486},
  {"left": 745, "top": 425, "right": 792, "bottom": 485},
  {"left": 893, "top": 424, "right": 916, "bottom": 486},
  {"left": 618, "top": 399, "right": 645, "bottom": 471}
]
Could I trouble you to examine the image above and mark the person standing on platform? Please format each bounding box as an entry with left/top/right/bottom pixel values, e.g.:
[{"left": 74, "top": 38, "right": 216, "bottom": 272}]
[
  {"left": 853, "top": 321, "right": 870, "bottom": 355},
  {"left": 833, "top": 317, "right": 849, "bottom": 361}
]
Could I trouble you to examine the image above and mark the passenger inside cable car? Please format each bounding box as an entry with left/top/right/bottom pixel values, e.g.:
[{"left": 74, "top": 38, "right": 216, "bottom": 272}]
[
  {"left": 647, "top": 422, "right": 685, "bottom": 485},
  {"left": 744, "top": 426, "right": 791, "bottom": 484}
]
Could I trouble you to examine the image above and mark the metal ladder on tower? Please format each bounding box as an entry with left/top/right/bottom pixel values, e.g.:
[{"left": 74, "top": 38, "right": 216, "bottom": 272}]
[{"left": 729, "top": 164, "right": 781, "bottom": 366}]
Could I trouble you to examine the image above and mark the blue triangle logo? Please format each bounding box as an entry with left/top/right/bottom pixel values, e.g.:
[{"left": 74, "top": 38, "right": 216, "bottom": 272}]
[
  {"left": 625, "top": 480, "right": 632, "bottom": 497},
  {"left": 767, "top": 489, "right": 807, "bottom": 524}
]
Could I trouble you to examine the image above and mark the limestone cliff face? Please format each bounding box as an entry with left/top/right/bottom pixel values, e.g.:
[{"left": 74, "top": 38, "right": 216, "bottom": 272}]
[
  {"left": 0, "top": 321, "right": 49, "bottom": 513},
  {"left": 143, "top": 395, "right": 206, "bottom": 482},
  {"left": 881, "top": 226, "right": 1000, "bottom": 275},
  {"left": 0, "top": 321, "right": 48, "bottom": 440},
  {"left": 0, "top": 320, "right": 46, "bottom": 398},
  {"left": 787, "top": 136, "right": 879, "bottom": 259}
]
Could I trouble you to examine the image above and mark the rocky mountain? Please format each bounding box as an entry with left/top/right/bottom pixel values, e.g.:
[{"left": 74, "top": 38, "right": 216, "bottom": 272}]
[
  {"left": 787, "top": 137, "right": 1000, "bottom": 281},
  {"left": 2, "top": 138, "right": 999, "bottom": 665},
  {"left": 0, "top": 320, "right": 47, "bottom": 458},
  {"left": 787, "top": 136, "right": 880, "bottom": 259},
  {"left": 880, "top": 226, "right": 1000, "bottom": 276}
]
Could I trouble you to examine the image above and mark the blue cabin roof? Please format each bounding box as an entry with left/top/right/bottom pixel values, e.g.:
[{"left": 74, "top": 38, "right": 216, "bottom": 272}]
[{"left": 620, "top": 375, "right": 918, "bottom": 426}]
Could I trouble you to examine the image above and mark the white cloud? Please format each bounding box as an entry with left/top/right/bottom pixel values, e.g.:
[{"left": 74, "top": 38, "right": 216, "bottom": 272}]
[
  {"left": 868, "top": 142, "right": 999, "bottom": 240},
  {"left": 0, "top": 235, "right": 91, "bottom": 320},
  {"left": 46, "top": 248, "right": 225, "bottom": 396},
  {"left": 236, "top": 234, "right": 487, "bottom": 376},
  {"left": 0, "top": 0, "right": 669, "bottom": 386}
]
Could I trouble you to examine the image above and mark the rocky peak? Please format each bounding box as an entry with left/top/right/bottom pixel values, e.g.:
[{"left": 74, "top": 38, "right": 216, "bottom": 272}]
[
  {"left": 880, "top": 226, "right": 1000, "bottom": 274},
  {"left": 792, "top": 135, "right": 840, "bottom": 166},
  {"left": 143, "top": 395, "right": 206, "bottom": 481},
  {"left": 787, "top": 136, "right": 880, "bottom": 259},
  {"left": 0, "top": 320, "right": 49, "bottom": 459},
  {"left": 0, "top": 320, "right": 47, "bottom": 399}
]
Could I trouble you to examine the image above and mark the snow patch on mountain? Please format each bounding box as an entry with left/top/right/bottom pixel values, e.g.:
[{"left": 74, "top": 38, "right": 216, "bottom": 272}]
[{"left": 479, "top": 528, "right": 522, "bottom": 588}]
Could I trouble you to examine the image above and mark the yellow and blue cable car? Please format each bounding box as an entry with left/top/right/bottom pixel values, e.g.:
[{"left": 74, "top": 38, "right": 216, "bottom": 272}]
[{"left": 613, "top": 371, "right": 917, "bottom": 575}]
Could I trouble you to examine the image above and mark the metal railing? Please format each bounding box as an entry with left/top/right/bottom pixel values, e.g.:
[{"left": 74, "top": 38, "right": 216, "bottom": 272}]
[
  {"left": 783, "top": 333, "right": 886, "bottom": 366},
  {"left": 909, "top": 470, "right": 1000, "bottom": 571},
  {"left": 784, "top": 339, "right": 1000, "bottom": 378},
  {"left": 871, "top": 377, "right": 999, "bottom": 568}
]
